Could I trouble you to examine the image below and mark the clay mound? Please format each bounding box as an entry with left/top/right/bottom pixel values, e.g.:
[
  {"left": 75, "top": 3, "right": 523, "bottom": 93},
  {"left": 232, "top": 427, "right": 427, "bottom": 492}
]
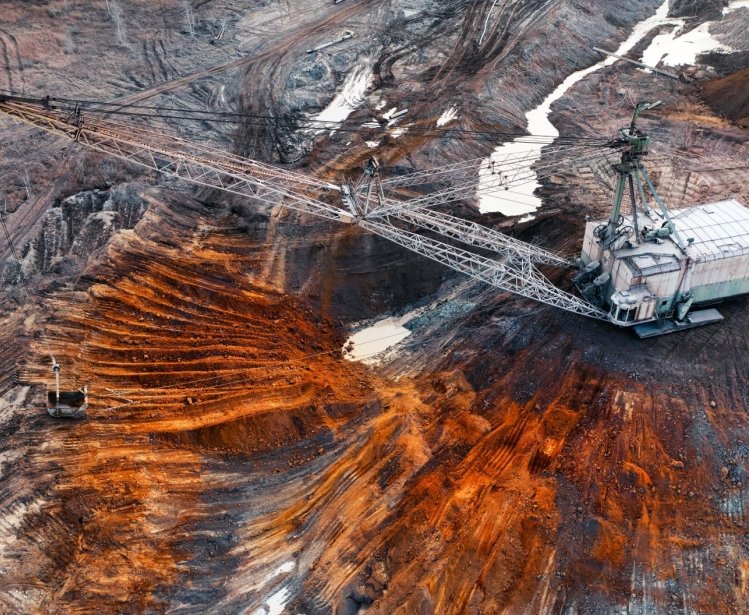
[{"left": 702, "top": 66, "right": 749, "bottom": 127}]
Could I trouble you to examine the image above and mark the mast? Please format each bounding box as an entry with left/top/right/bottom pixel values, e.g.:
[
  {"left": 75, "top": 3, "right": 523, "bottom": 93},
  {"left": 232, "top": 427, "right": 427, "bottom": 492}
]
[
  {"left": 601, "top": 101, "right": 688, "bottom": 253},
  {"left": 52, "top": 357, "right": 60, "bottom": 410},
  {"left": 603, "top": 102, "right": 658, "bottom": 245}
]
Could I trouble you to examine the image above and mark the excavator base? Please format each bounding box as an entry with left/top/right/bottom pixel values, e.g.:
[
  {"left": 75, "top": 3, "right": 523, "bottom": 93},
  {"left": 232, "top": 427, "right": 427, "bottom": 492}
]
[{"left": 633, "top": 308, "right": 724, "bottom": 339}]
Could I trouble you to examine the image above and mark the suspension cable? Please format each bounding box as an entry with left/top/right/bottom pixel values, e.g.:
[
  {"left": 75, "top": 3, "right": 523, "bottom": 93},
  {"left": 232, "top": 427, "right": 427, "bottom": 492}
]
[{"left": 0, "top": 93, "right": 611, "bottom": 145}]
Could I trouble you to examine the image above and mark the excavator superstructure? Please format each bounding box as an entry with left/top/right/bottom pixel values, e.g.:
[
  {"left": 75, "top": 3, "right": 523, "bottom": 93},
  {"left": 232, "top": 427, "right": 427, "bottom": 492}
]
[{"left": 576, "top": 102, "right": 749, "bottom": 336}]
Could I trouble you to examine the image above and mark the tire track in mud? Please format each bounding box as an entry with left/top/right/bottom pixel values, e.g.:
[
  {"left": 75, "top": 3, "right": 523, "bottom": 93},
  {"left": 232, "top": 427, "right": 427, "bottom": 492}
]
[
  {"left": 0, "top": 29, "right": 25, "bottom": 94},
  {"left": 234, "top": 0, "right": 390, "bottom": 161},
  {"left": 141, "top": 39, "right": 174, "bottom": 83},
  {"left": 481, "top": 0, "right": 561, "bottom": 66},
  {"left": 0, "top": 36, "right": 12, "bottom": 93},
  {"left": 278, "top": 360, "right": 591, "bottom": 614},
  {"left": 109, "top": 0, "right": 383, "bottom": 108},
  {"left": 431, "top": 0, "right": 561, "bottom": 83}
]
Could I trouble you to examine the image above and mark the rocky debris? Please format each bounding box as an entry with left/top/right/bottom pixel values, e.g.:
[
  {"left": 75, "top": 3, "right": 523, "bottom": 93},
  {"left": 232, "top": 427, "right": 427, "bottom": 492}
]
[
  {"left": 670, "top": 0, "right": 727, "bottom": 21},
  {"left": 1, "top": 184, "right": 147, "bottom": 283}
]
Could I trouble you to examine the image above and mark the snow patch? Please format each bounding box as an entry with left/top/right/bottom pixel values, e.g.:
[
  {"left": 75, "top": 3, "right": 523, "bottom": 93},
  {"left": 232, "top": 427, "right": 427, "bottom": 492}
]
[
  {"left": 660, "top": 23, "right": 731, "bottom": 67},
  {"left": 382, "top": 107, "right": 399, "bottom": 121},
  {"left": 271, "top": 561, "right": 295, "bottom": 579},
  {"left": 314, "top": 63, "right": 373, "bottom": 129},
  {"left": 724, "top": 0, "right": 749, "bottom": 15},
  {"left": 343, "top": 309, "right": 422, "bottom": 364},
  {"left": 252, "top": 562, "right": 296, "bottom": 614},
  {"left": 251, "top": 586, "right": 291, "bottom": 615},
  {"left": 640, "top": 1, "right": 743, "bottom": 68},
  {"left": 390, "top": 125, "right": 410, "bottom": 139},
  {"left": 265, "top": 587, "right": 291, "bottom": 615},
  {"left": 478, "top": 0, "right": 677, "bottom": 216},
  {"left": 436, "top": 107, "right": 458, "bottom": 127}
]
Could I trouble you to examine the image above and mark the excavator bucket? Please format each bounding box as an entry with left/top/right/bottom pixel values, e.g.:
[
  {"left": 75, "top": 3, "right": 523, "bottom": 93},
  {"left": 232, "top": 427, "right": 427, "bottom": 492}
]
[
  {"left": 47, "top": 386, "right": 88, "bottom": 418},
  {"left": 47, "top": 385, "right": 88, "bottom": 418},
  {"left": 46, "top": 358, "right": 87, "bottom": 418}
]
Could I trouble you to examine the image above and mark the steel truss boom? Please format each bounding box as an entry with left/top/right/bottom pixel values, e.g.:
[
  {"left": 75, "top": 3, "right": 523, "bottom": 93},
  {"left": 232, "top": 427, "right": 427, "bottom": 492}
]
[
  {"left": 377, "top": 146, "right": 586, "bottom": 190},
  {"left": 0, "top": 95, "right": 606, "bottom": 321},
  {"left": 360, "top": 219, "right": 606, "bottom": 319},
  {"left": 0, "top": 98, "right": 346, "bottom": 222},
  {"left": 374, "top": 207, "right": 574, "bottom": 268},
  {"left": 369, "top": 147, "right": 617, "bottom": 216},
  {"left": 354, "top": 158, "right": 574, "bottom": 268}
]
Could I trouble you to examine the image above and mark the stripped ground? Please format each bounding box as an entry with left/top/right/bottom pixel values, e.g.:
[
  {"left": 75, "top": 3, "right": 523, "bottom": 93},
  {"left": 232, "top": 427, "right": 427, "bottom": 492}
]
[
  {"left": 702, "top": 66, "right": 749, "bottom": 126},
  {"left": 1, "top": 187, "right": 748, "bottom": 613},
  {"left": 0, "top": 27, "right": 25, "bottom": 95},
  {"left": 0, "top": 192, "right": 395, "bottom": 612},
  {"left": 1, "top": 0, "right": 748, "bottom": 613}
]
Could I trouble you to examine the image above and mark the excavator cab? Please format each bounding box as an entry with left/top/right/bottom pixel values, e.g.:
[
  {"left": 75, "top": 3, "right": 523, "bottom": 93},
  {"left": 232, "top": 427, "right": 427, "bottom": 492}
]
[{"left": 47, "top": 358, "right": 87, "bottom": 418}]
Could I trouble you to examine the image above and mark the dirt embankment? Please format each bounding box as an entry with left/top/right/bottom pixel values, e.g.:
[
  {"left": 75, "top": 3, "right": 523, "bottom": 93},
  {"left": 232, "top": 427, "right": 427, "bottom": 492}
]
[
  {"left": 702, "top": 66, "right": 749, "bottom": 127},
  {"left": 0, "top": 189, "right": 399, "bottom": 612}
]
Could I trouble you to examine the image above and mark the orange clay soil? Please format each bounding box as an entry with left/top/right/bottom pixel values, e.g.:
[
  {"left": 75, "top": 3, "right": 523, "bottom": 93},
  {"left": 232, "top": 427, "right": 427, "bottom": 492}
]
[
  {"left": 0, "top": 193, "right": 374, "bottom": 609},
  {"left": 1, "top": 185, "right": 747, "bottom": 614}
]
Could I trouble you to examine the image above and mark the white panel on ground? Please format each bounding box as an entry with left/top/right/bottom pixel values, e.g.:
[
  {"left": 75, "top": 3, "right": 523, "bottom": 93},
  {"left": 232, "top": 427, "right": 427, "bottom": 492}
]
[
  {"left": 437, "top": 107, "right": 458, "bottom": 127},
  {"left": 313, "top": 63, "right": 373, "bottom": 129}
]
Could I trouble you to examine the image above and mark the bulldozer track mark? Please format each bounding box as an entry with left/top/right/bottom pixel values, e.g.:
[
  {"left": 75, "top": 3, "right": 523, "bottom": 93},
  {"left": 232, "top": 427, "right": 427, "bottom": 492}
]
[
  {"left": 153, "top": 39, "right": 172, "bottom": 81},
  {"left": 0, "top": 29, "right": 25, "bottom": 94},
  {"left": 141, "top": 41, "right": 157, "bottom": 84},
  {"left": 141, "top": 38, "right": 175, "bottom": 85},
  {"left": 109, "top": 0, "right": 385, "bottom": 108},
  {"left": 0, "top": 36, "right": 12, "bottom": 92},
  {"left": 431, "top": 0, "right": 559, "bottom": 83}
]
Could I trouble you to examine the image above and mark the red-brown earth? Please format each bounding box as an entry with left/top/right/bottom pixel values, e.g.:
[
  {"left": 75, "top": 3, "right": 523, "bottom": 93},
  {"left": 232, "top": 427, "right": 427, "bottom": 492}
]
[{"left": 1, "top": 1, "right": 748, "bottom": 614}]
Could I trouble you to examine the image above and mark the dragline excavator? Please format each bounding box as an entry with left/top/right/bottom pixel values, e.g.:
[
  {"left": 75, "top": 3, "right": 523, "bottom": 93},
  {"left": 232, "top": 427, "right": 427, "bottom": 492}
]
[{"left": 1, "top": 94, "right": 748, "bottom": 348}]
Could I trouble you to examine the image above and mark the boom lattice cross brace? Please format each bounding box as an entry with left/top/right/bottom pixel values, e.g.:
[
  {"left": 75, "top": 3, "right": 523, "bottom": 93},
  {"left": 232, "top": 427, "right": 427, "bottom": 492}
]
[
  {"left": 371, "top": 206, "right": 573, "bottom": 268},
  {"left": 1, "top": 99, "right": 345, "bottom": 221},
  {"left": 360, "top": 219, "right": 607, "bottom": 318},
  {"left": 0, "top": 96, "right": 607, "bottom": 321}
]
